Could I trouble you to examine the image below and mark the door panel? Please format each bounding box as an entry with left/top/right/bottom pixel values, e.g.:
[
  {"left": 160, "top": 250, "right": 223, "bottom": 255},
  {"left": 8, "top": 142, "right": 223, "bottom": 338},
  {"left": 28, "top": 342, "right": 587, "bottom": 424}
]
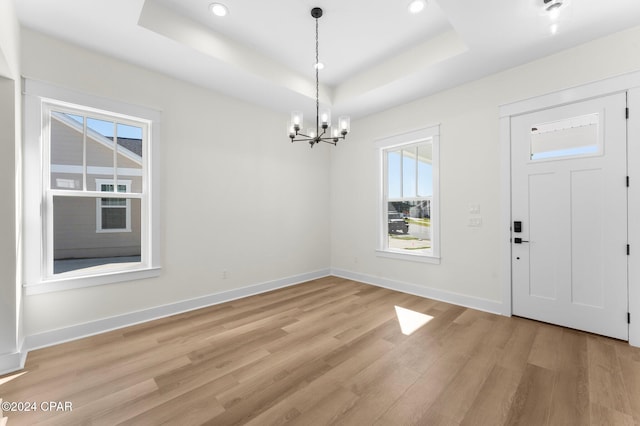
[
  {"left": 511, "top": 93, "right": 628, "bottom": 340},
  {"left": 570, "top": 168, "right": 604, "bottom": 308},
  {"left": 528, "top": 172, "right": 560, "bottom": 300}
]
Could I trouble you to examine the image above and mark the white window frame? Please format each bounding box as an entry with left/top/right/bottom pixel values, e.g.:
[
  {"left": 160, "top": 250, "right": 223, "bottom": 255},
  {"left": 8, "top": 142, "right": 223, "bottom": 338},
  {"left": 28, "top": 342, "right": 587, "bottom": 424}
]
[
  {"left": 23, "top": 79, "right": 161, "bottom": 294},
  {"left": 95, "top": 179, "right": 132, "bottom": 233},
  {"left": 375, "top": 125, "right": 440, "bottom": 263}
]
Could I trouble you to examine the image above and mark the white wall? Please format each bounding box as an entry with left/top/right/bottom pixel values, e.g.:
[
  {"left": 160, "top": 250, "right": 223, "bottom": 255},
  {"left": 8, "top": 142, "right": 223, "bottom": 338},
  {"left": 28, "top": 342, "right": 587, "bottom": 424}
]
[
  {"left": 0, "top": 0, "right": 21, "bottom": 373},
  {"left": 0, "top": 79, "right": 17, "bottom": 356},
  {"left": 0, "top": 0, "right": 19, "bottom": 79},
  {"left": 21, "top": 29, "right": 331, "bottom": 336},
  {"left": 331, "top": 25, "right": 640, "bottom": 309}
]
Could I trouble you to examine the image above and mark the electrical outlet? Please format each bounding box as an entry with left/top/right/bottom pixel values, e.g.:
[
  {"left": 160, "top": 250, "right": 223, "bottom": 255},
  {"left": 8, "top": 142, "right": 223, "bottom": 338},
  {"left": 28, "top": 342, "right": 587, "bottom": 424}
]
[
  {"left": 468, "top": 217, "right": 482, "bottom": 227},
  {"left": 469, "top": 204, "right": 481, "bottom": 215}
]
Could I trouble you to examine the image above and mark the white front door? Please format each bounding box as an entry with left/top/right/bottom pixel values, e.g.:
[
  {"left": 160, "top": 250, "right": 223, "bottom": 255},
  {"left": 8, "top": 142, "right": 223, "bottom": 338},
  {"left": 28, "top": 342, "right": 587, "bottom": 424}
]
[{"left": 511, "top": 92, "right": 628, "bottom": 340}]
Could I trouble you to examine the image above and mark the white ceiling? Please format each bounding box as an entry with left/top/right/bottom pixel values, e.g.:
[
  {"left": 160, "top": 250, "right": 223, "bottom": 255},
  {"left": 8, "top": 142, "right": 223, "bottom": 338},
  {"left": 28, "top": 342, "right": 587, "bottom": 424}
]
[{"left": 15, "top": 0, "right": 640, "bottom": 120}]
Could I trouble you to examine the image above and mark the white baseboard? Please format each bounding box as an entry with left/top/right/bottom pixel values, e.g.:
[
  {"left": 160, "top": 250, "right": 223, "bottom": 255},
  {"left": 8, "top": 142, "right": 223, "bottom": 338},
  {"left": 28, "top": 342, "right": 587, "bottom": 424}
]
[
  {"left": 331, "top": 268, "right": 504, "bottom": 315},
  {"left": 24, "top": 268, "right": 331, "bottom": 353},
  {"left": 0, "top": 350, "right": 27, "bottom": 376}
]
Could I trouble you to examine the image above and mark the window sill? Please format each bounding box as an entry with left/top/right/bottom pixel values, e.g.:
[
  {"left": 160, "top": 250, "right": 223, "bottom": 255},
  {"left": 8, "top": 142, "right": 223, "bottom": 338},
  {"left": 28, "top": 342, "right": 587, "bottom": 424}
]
[
  {"left": 24, "top": 267, "right": 161, "bottom": 295},
  {"left": 96, "top": 229, "right": 132, "bottom": 233},
  {"left": 376, "top": 249, "right": 441, "bottom": 264}
]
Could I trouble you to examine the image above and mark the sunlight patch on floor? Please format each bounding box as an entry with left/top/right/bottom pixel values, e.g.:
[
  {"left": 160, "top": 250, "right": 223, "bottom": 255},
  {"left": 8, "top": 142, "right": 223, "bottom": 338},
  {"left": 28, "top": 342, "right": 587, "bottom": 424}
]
[
  {"left": 0, "top": 371, "right": 27, "bottom": 387},
  {"left": 394, "top": 306, "right": 433, "bottom": 335}
]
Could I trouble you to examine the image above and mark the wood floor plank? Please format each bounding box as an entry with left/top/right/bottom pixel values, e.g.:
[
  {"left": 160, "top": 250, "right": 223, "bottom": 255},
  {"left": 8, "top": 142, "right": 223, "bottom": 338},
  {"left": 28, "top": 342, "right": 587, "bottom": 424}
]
[
  {"left": 504, "top": 363, "right": 555, "bottom": 425},
  {"left": 117, "top": 376, "right": 230, "bottom": 426},
  {"left": 241, "top": 336, "right": 394, "bottom": 426},
  {"left": 590, "top": 403, "right": 635, "bottom": 426},
  {"left": 420, "top": 333, "right": 499, "bottom": 423},
  {"left": 92, "top": 374, "right": 238, "bottom": 425},
  {"left": 153, "top": 348, "right": 267, "bottom": 395},
  {"left": 1, "top": 276, "right": 639, "bottom": 426},
  {"left": 618, "top": 357, "right": 640, "bottom": 424},
  {"left": 527, "top": 323, "right": 564, "bottom": 371},
  {"left": 587, "top": 336, "right": 634, "bottom": 416},
  {"left": 460, "top": 365, "right": 522, "bottom": 426},
  {"left": 373, "top": 353, "right": 469, "bottom": 425},
  {"left": 497, "top": 318, "right": 538, "bottom": 373},
  {"left": 285, "top": 386, "right": 359, "bottom": 426},
  {"left": 547, "top": 330, "right": 590, "bottom": 426},
  {"left": 34, "top": 378, "right": 159, "bottom": 426},
  {"left": 333, "top": 358, "right": 419, "bottom": 425}
]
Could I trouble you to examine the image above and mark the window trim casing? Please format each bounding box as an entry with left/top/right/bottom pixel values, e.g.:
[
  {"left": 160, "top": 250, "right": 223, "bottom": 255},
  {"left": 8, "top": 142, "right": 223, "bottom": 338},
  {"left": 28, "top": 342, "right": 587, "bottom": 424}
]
[
  {"left": 375, "top": 125, "right": 440, "bottom": 263},
  {"left": 23, "top": 79, "right": 161, "bottom": 295}
]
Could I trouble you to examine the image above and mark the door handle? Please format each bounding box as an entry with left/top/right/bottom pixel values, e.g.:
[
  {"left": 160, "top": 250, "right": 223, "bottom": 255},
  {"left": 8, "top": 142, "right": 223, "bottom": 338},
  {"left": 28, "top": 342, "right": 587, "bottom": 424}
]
[{"left": 514, "top": 238, "right": 529, "bottom": 244}]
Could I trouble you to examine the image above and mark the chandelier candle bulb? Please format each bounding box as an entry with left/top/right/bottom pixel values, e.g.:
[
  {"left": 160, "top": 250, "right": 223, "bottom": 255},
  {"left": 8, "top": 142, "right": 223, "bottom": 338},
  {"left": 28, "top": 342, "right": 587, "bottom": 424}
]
[
  {"left": 291, "top": 111, "right": 303, "bottom": 131},
  {"left": 332, "top": 126, "right": 340, "bottom": 141},
  {"left": 320, "top": 108, "right": 331, "bottom": 128},
  {"left": 339, "top": 116, "right": 351, "bottom": 135}
]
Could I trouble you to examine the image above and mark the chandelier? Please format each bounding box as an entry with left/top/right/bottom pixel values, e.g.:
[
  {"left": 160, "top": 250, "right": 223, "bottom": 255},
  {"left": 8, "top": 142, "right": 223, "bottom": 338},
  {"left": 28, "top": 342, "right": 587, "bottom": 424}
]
[{"left": 288, "top": 7, "right": 350, "bottom": 147}]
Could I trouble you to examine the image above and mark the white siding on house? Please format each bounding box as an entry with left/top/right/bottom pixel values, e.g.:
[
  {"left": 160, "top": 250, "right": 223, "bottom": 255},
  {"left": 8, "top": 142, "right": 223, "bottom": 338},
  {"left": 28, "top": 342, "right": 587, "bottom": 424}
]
[{"left": 53, "top": 197, "right": 141, "bottom": 259}]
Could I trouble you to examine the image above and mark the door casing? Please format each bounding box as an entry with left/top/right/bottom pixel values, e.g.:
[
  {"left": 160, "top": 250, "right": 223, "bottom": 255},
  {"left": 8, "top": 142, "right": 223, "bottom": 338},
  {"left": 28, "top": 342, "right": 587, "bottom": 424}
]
[{"left": 499, "top": 70, "right": 640, "bottom": 347}]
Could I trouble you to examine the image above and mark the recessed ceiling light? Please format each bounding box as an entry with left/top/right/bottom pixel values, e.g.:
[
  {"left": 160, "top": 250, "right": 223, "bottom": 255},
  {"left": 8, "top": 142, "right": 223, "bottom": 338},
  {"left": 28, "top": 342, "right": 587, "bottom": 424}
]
[
  {"left": 543, "top": 0, "right": 563, "bottom": 20},
  {"left": 408, "top": 0, "right": 426, "bottom": 14},
  {"left": 209, "top": 3, "right": 228, "bottom": 17},
  {"left": 544, "top": 0, "right": 563, "bottom": 12},
  {"left": 314, "top": 62, "right": 325, "bottom": 70}
]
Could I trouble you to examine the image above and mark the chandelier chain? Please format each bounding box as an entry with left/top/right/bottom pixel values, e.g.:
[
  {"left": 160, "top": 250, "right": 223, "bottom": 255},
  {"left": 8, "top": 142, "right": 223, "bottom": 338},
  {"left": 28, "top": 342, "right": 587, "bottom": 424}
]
[{"left": 315, "top": 16, "right": 319, "bottom": 132}]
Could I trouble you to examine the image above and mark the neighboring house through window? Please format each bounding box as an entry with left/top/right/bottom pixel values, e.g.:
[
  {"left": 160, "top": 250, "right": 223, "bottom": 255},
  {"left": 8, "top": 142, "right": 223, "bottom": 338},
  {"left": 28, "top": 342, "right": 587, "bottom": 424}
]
[
  {"left": 23, "top": 80, "right": 161, "bottom": 294},
  {"left": 376, "top": 125, "right": 440, "bottom": 263}
]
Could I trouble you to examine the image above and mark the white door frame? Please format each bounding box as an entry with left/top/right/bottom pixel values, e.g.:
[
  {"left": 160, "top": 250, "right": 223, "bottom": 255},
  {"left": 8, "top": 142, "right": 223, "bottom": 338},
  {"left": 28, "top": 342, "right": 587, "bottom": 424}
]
[{"left": 499, "top": 70, "right": 640, "bottom": 347}]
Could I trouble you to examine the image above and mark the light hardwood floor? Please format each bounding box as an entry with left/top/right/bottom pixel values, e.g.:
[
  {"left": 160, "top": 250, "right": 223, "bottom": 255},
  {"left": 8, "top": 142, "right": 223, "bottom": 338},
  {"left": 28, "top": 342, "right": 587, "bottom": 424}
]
[{"left": 1, "top": 276, "right": 640, "bottom": 425}]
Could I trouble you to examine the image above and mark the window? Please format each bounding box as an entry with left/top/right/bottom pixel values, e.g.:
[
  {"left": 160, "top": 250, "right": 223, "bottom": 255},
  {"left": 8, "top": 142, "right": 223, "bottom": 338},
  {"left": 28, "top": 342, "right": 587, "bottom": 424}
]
[
  {"left": 530, "top": 112, "right": 601, "bottom": 161},
  {"left": 376, "top": 126, "right": 440, "bottom": 262},
  {"left": 96, "top": 179, "right": 131, "bottom": 232},
  {"left": 23, "top": 80, "right": 161, "bottom": 294}
]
